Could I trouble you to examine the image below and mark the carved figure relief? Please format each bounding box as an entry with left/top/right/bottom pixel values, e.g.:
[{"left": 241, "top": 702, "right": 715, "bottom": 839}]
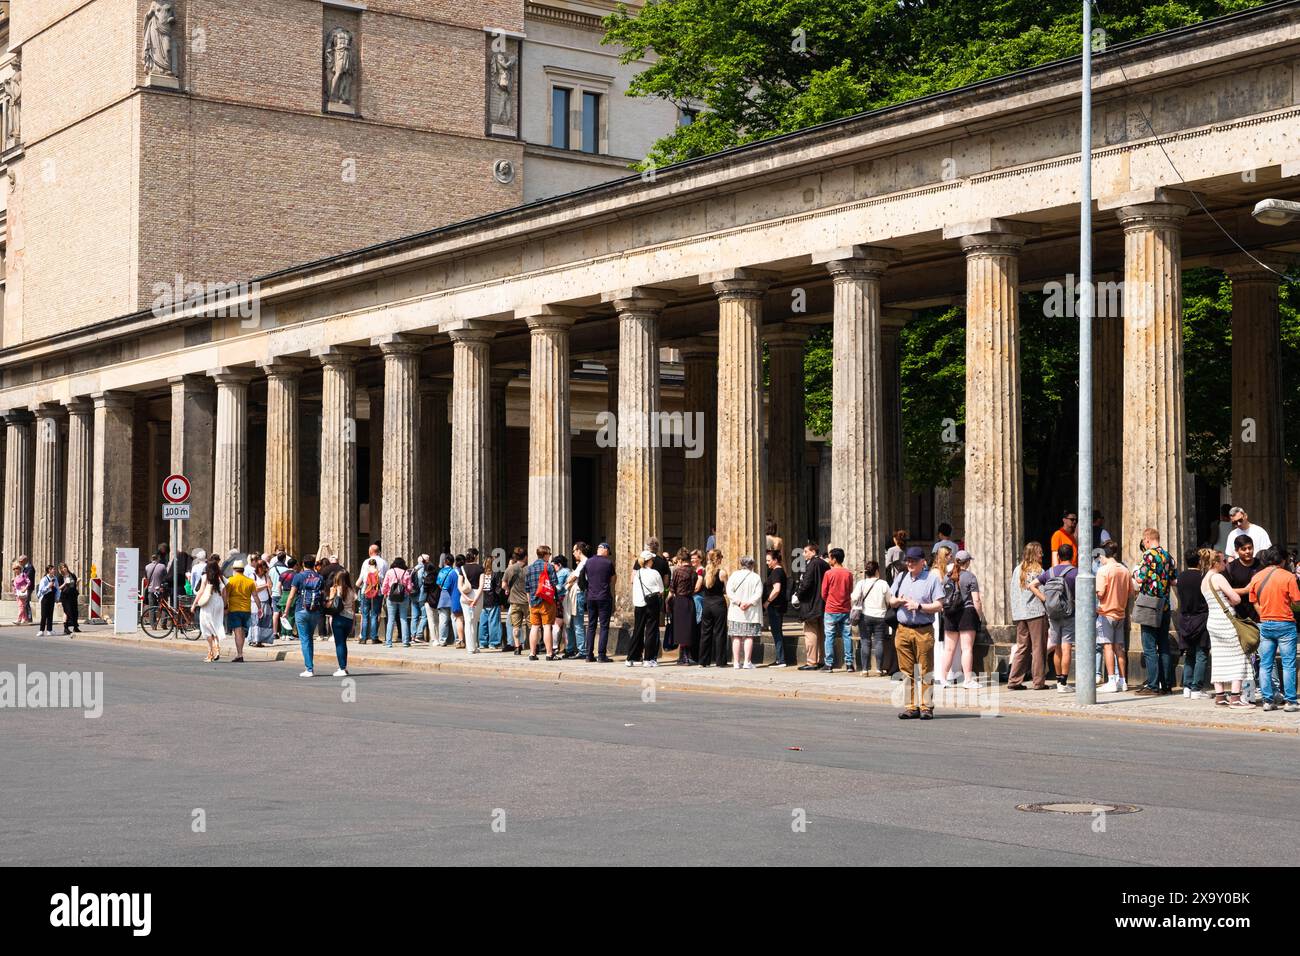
[
  {"left": 143, "top": 1, "right": 178, "bottom": 77},
  {"left": 325, "top": 28, "right": 356, "bottom": 107}
]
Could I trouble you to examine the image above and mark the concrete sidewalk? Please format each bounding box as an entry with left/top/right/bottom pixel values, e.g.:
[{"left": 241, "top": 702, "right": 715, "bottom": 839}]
[{"left": 26, "top": 623, "right": 1299, "bottom": 736}]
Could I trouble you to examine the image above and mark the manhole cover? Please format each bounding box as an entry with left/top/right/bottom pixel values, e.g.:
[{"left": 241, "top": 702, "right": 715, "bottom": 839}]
[{"left": 1017, "top": 802, "right": 1141, "bottom": 815}]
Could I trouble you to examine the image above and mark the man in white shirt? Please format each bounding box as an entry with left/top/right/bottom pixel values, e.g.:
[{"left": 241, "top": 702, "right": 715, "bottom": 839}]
[
  {"left": 355, "top": 543, "right": 388, "bottom": 584},
  {"left": 1225, "top": 506, "right": 1271, "bottom": 554}
]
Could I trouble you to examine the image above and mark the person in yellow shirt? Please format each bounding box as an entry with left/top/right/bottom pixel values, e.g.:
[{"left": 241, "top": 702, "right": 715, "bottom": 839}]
[{"left": 223, "top": 559, "right": 259, "bottom": 663}]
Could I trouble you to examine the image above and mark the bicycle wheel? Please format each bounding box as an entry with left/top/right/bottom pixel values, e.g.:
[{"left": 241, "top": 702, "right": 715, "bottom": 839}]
[
  {"left": 177, "top": 609, "right": 201, "bottom": 641},
  {"left": 140, "top": 605, "right": 172, "bottom": 639}
]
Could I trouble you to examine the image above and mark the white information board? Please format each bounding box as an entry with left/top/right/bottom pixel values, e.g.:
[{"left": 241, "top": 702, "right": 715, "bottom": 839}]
[{"left": 114, "top": 547, "right": 140, "bottom": 634}]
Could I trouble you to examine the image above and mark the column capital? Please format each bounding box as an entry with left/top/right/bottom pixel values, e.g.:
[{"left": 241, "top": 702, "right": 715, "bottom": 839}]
[
  {"left": 704, "top": 269, "right": 778, "bottom": 299},
  {"left": 1222, "top": 252, "right": 1293, "bottom": 283},
  {"left": 30, "top": 401, "right": 66, "bottom": 421},
  {"left": 523, "top": 312, "right": 580, "bottom": 333},
  {"left": 4, "top": 407, "right": 34, "bottom": 424},
  {"left": 603, "top": 287, "right": 675, "bottom": 314},
  {"left": 945, "top": 218, "right": 1039, "bottom": 255},
  {"left": 167, "top": 373, "right": 215, "bottom": 392},
  {"left": 445, "top": 321, "right": 497, "bottom": 345},
  {"left": 257, "top": 356, "right": 313, "bottom": 378},
  {"left": 762, "top": 324, "right": 811, "bottom": 348},
  {"left": 811, "top": 245, "right": 898, "bottom": 279},
  {"left": 1114, "top": 202, "right": 1190, "bottom": 232},
  {"left": 208, "top": 367, "right": 257, "bottom": 387},
  {"left": 516, "top": 303, "right": 584, "bottom": 326},
  {"left": 90, "top": 391, "right": 135, "bottom": 411},
  {"left": 313, "top": 345, "right": 367, "bottom": 368},
  {"left": 61, "top": 395, "right": 95, "bottom": 416},
  {"left": 1097, "top": 186, "right": 1199, "bottom": 213},
  {"left": 372, "top": 333, "right": 430, "bottom": 356}
]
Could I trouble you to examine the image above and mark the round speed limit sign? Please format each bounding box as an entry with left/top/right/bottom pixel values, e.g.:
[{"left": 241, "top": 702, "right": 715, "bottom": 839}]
[{"left": 162, "top": 474, "right": 191, "bottom": 504}]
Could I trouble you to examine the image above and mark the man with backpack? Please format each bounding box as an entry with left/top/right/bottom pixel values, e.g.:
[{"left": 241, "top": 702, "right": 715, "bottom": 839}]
[
  {"left": 1036, "top": 543, "right": 1078, "bottom": 693},
  {"left": 525, "top": 544, "right": 559, "bottom": 661},
  {"left": 284, "top": 555, "right": 327, "bottom": 677}
]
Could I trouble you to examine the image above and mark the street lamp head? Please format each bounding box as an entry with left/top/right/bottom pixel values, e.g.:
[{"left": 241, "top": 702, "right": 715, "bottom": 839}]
[{"left": 1252, "top": 198, "right": 1300, "bottom": 227}]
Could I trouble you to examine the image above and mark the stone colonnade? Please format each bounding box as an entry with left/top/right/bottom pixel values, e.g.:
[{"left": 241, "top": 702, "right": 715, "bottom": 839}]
[{"left": 3, "top": 206, "right": 1290, "bottom": 641}]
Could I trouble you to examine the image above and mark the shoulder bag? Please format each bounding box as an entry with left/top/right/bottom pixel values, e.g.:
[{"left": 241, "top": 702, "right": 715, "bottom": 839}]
[{"left": 1208, "top": 576, "right": 1260, "bottom": 656}]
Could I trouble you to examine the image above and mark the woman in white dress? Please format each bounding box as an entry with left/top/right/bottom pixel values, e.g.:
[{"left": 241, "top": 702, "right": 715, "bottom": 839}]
[
  {"left": 248, "top": 558, "right": 274, "bottom": 646},
  {"left": 196, "top": 560, "right": 226, "bottom": 663},
  {"left": 726, "top": 555, "right": 765, "bottom": 670},
  {"left": 1201, "top": 548, "right": 1253, "bottom": 709}
]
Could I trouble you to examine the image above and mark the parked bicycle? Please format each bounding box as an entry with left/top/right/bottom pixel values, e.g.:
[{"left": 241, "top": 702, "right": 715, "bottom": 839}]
[{"left": 140, "top": 594, "right": 199, "bottom": 640}]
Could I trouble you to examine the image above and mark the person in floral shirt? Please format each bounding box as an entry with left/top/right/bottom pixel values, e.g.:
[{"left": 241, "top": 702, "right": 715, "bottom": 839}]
[{"left": 1132, "top": 528, "right": 1177, "bottom": 695}]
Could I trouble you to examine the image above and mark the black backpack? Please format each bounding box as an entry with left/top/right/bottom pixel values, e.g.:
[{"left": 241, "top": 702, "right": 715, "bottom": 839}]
[
  {"left": 300, "top": 572, "right": 324, "bottom": 612},
  {"left": 423, "top": 565, "right": 441, "bottom": 606},
  {"left": 389, "top": 571, "right": 408, "bottom": 602},
  {"left": 941, "top": 576, "right": 964, "bottom": 614}
]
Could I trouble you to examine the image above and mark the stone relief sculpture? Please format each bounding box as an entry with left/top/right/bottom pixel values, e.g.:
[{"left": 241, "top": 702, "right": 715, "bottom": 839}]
[
  {"left": 142, "top": 1, "right": 178, "bottom": 78},
  {"left": 2, "top": 71, "right": 20, "bottom": 149},
  {"left": 491, "top": 49, "right": 518, "bottom": 126},
  {"left": 324, "top": 28, "right": 356, "bottom": 108}
]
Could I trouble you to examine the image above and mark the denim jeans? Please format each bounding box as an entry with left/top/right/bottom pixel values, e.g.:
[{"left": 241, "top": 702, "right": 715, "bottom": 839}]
[
  {"left": 386, "top": 598, "right": 411, "bottom": 645},
  {"left": 1139, "top": 616, "right": 1175, "bottom": 690},
  {"left": 858, "top": 617, "right": 889, "bottom": 672},
  {"left": 823, "top": 612, "right": 851, "bottom": 667},
  {"left": 479, "top": 605, "right": 502, "bottom": 648},
  {"left": 1259, "top": 621, "right": 1298, "bottom": 705},
  {"left": 767, "top": 607, "right": 786, "bottom": 665},
  {"left": 296, "top": 609, "right": 323, "bottom": 672},
  {"left": 1182, "top": 642, "right": 1208, "bottom": 691},
  {"left": 406, "top": 598, "right": 425, "bottom": 641},
  {"left": 567, "top": 591, "right": 587, "bottom": 656},
  {"left": 359, "top": 595, "right": 380, "bottom": 641},
  {"left": 586, "top": 597, "right": 613, "bottom": 658},
  {"left": 332, "top": 614, "right": 353, "bottom": 670}
]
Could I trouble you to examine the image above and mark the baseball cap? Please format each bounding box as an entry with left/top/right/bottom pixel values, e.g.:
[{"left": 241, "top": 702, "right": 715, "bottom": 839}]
[
  {"left": 905, "top": 546, "right": 925, "bottom": 561},
  {"left": 639, "top": 550, "right": 655, "bottom": 561},
  {"left": 955, "top": 549, "right": 971, "bottom": 562}
]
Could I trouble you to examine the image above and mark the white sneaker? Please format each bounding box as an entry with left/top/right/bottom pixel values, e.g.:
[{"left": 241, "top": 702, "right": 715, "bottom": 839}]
[
  {"left": 332, "top": 669, "right": 348, "bottom": 678},
  {"left": 1183, "top": 687, "right": 1191, "bottom": 698},
  {"left": 1056, "top": 682, "right": 1070, "bottom": 694},
  {"left": 961, "top": 678, "right": 980, "bottom": 690},
  {"left": 1116, "top": 677, "right": 1128, "bottom": 692},
  {"left": 1096, "top": 674, "right": 1106, "bottom": 685},
  {"left": 625, "top": 659, "right": 634, "bottom": 667},
  {"left": 732, "top": 662, "right": 741, "bottom": 669},
  {"left": 299, "top": 670, "right": 314, "bottom": 678},
  {"left": 645, "top": 659, "right": 658, "bottom": 668},
  {"left": 742, "top": 661, "right": 755, "bottom": 669},
  {"left": 1099, "top": 677, "right": 1118, "bottom": 693},
  {"left": 935, "top": 678, "right": 950, "bottom": 689},
  {"left": 771, "top": 662, "right": 788, "bottom": 668},
  {"left": 1190, "top": 690, "right": 1206, "bottom": 699}
]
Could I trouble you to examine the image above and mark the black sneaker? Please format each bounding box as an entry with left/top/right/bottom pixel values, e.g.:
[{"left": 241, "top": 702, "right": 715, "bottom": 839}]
[
  {"left": 819, "top": 665, "right": 834, "bottom": 673},
  {"left": 597, "top": 656, "right": 613, "bottom": 663},
  {"left": 585, "top": 655, "right": 595, "bottom": 663},
  {"left": 528, "top": 654, "right": 539, "bottom": 661},
  {"left": 797, "top": 664, "right": 817, "bottom": 671}
]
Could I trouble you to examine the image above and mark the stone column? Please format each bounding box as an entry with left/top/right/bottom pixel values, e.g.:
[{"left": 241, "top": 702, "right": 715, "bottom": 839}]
[
  {"left": 260, "top": 358, "right": 307, "bottom": 556},
  {"left": 490, "top": 370, "right": 513, "bottom": 553},
  {"left": 601, "top": 360, "right": 618, "bottom": 549},
  {"left": 63, "top": 398, "right": 94, "bottom": 581},
  {"left": 764, "top": 326, "right": 808, "bottom": 558},
  {"left": 315, "top": 346, "right": 362, "bottom": 573},
  {"left": 1115, "top": 199, "right": 1191, "bottom": 567},
  {"left": 607, "top": 289, "right": 672, "bottom": 609},
  {"left": 520, "top": 307, "right": 578, "bottom": 556},
  {"left": 1227, "top": 256, "right": 1289, "bottom": 542},
  {"left": 1092, "top": 305, "right": 1125, "bottom": 540},
  {"left": 32, "top": 404, "right": 65, "bottom": 570},
  {"left": 366, "top": 383, "right": 384, "bottom": 543},
  {"left": 818, "top": 247, "right": 896, "bottom": 572},
  {"left": 949, "top": 221, "right": 1036, "bottom": 629},
  {"left": 708, "top": 271, "right": 773, "bottom": 569},
  {"left": 448, "top": 324, "right": 495, "bottom": 552},
  {"left": 91, "top": 392, "right": 135, "bottom": 582},
  {"left": 168, "top": 375, "right": 216, "bottom": 556},
  {"left": 3, "top": 410, "right": 34, "bottom": 584},
  {"left": 374, "top": 334, "right": 425, "bottom": 562},
  {"left": 208, "top": 368, "right": 255, "bottom": 560},
  {"left": 881, "top": 318, "right": 906, "bottom": 542},
  {"left": 679, "top": 342, "right": 717, "bottom": 553},
  {"left": 422, "top": 379, "right": 451, "bottom": 555}
]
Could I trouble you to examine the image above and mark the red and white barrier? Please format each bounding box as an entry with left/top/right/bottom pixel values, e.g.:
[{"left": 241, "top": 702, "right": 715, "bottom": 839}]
[{"left": 89, "top": 578, "right": 104, "bottom": 621}]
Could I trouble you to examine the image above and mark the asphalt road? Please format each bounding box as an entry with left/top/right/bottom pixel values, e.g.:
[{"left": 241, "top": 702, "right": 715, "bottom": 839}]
[{"left": 1, "top": 628, "right": 1295, "bottom": 866}]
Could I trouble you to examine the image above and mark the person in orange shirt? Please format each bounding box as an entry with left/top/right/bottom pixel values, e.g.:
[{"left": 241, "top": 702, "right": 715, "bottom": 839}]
[
  {"left": 1050, "top": 510, "right": 1079, "bottom": 567},
  {"left": 1247, "top": 547, "right": 1300, "bottom": 712},
  {"left": 1095, "top": 540, "right": 1132, "bottom": 692}
]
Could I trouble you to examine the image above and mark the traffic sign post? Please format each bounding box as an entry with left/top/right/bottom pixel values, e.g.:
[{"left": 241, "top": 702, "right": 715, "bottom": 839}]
[{"left": 162, "top": 474, "right": 191, "bottom": 612}]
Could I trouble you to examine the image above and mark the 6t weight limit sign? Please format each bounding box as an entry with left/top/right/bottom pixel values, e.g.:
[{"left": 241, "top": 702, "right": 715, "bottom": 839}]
[{"left": 162, "top": 474, "right": 191, "bottom": 503}]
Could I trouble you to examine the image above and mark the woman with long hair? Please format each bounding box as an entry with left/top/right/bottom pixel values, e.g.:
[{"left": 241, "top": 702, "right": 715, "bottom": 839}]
[
  {"left": 937, "top": 550, "right": 983, "bottom": 689},
  {"left": 57, "top": 563, "right": 81, "bottom": 635},
  {"left": 852, "top": 560, "right": 890, "bottom": 675},
  {"left": 1006, "top": 541, "right": 1048, "bottom": 690},
  {"left": 248, "top": 557, "right": 274, "bottom": 647},
  {"left": 1201, "top": 548, "right": 1253, "bottom": 708},
  {"left": 196, "top": 559, "right": 226, "bottom": 663},
  {"left": 35, "top": 565, "right": 58, "bottom": 636},
  {"left": 697, "top": 549, "right": 728, "bottom": 667},
  {"left": 328, "top": 569, "right": 356, "bottom": 677},
  {"left": 382, "top": 556, "right": 413, "bottom": 648},
  {"left": 12, "top": 562, "right": 31, "bottom": 625},
  {"left": 669, "top": 547, "right": 698, "bottom": 665}
]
